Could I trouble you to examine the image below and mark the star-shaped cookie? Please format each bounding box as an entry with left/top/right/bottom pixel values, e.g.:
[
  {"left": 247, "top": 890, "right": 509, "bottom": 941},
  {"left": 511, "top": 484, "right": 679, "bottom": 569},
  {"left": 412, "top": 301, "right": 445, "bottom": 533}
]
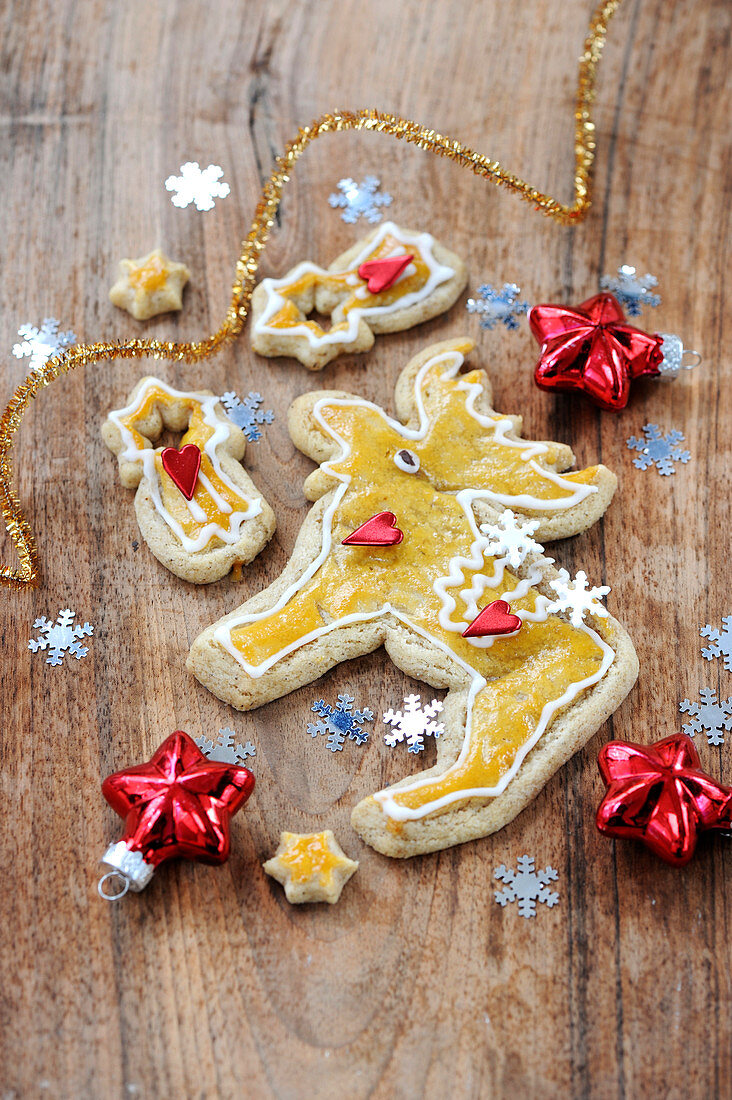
[
  {"left": 109, "top": 248, "right": 190, "bottom": 321},
  {"left": 263, "top": 830, "right": 359, "bottom": 904}
]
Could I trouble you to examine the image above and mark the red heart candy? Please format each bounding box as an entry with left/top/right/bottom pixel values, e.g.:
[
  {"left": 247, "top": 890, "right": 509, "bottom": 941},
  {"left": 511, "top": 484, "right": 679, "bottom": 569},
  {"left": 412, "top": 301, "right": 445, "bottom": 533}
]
[
  {"left": 342, "top": 511, "right": 404, "bottom": 547},
  {"left": 357, "top": 254, "right": 414, "bottom": 295},
  {"left": 462, "top": 599, "right": 522, "bottom": 638},
  {"left": 161, "top": 443, "right": 202, "bottom": 500}
]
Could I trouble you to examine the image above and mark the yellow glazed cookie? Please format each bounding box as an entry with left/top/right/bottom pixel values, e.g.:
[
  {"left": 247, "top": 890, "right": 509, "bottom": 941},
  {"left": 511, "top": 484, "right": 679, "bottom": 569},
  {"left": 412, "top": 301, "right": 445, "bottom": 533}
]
[
  {"left": 103, "top": 377, "right": 275, "bottom": 584},
  {"left": 250, "top": 222, "right": 467, "bottom": 369},
  {"left": 263, "top": 830, "right": 359, "bottom": 904},
  {"left": 188, "top": 339, "right": 638, "bottom": 855},
  {"left": 109, "top": 248, "right": 190, "bottom": 321}
]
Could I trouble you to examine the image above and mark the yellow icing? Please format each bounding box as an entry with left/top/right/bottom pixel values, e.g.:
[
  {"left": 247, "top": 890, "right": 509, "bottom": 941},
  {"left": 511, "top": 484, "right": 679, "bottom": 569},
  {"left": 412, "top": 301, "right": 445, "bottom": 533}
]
[
  {"left": 228, "top": 356, "right": 609, "bottom": 814},
  {"left": 276, "top": 833, "right": 345, "bottom": 885},
  {"left": 120, "top": 386, "right": 250, "bottom": 548},
  {"left": 264, "top": 231, "right": 431, "bottom": 337},
  {"left": 128, "top": 252, "right": 170, "bottom": 293}
]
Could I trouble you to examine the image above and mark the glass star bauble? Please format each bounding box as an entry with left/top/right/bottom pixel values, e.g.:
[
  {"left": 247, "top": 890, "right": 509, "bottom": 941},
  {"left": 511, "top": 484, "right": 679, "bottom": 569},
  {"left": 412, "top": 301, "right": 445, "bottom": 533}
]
[
  {"left": 596, "top": 734, "right": 732, "bottom": 866},
  {"left": 99, "top": 730, "right": 255, "bottom": 894},
  {"left": 529, "top": 292, "right": 665, "bottom": 411}
]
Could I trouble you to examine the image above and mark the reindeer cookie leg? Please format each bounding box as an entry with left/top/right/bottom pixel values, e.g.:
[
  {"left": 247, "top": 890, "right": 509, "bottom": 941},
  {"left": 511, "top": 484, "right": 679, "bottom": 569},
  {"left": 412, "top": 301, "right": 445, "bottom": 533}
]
[{"left": 351, "top": 609, "right": 638, "bottom": 857}]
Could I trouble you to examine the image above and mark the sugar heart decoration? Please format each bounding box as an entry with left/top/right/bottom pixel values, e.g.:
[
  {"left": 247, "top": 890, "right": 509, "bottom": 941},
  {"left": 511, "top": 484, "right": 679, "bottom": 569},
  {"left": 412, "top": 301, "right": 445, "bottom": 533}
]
[
  {"left": 357, "top": 254, "right": 414, "bottom": 295},
  {"left": 161, "top": 443, "right": 202, "bottom": 500},
  {"left": 462, "top": 599, "right": 522, "bottom": 638},
  {"left": 342, "top": 511, "right": 404, "bottom": 546}
]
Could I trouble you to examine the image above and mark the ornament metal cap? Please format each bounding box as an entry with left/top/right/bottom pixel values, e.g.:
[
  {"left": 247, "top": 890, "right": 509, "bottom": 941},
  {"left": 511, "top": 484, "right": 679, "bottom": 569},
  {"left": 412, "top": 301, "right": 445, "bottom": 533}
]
[
  {"left": 657, "top": 333, "right": 702, "bottom": 379},
  {"left": 98, "top": 841, "right": 155, "bottom": 900}
]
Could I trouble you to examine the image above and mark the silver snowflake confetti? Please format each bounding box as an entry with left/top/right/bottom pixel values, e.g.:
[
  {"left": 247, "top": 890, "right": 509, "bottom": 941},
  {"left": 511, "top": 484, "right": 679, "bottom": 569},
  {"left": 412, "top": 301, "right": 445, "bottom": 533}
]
[
  {"left": 700, "top": 616, "right": 732, "bottom": 672},
  {"left": 546, "top": 569, "right": 610, "bottom": 627},
  {"left": 626, "top": 424, "right": 691, "bottom": 476},
  {"left": 220, "top": 391, "right": 275, "bottom": 442},
  {"left": 600, "top": 264, "right": 661, "bottom": 315},
  {"left": 328, "top": 176, "right": 392, "bottom": 224},
  {"left": 680, "top": 689, "right": 732, "bottom": 747},
  {"left": 308, "top": 694, "right": 374, "bottom": 752},
  {"left": 494, "top": 855, "right": 559, "bottom": 919},
  {"left": 12, "top": 318, "right": 77, "bottom": 372},
  {"left": 479, "top": 509, "right": 545, "bottom": 570},
  {"left": 383, "top": 694, "right": 444, "bottom": 754},
  {"left": 195, "top": 728, "right": 256, "bottom": 764},
  {"left": 466, "top": 283, "right": 529, "bottom": 331},
  {"left": 164, "top": 162, "right": 230, "bottom": 211},
  {"left": 28, "top": 609, "right": 93, "bottom": 667}
]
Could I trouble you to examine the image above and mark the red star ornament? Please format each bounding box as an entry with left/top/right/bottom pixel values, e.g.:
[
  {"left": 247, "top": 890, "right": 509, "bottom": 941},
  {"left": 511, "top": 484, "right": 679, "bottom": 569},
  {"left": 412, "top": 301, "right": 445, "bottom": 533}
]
[
  {"left": 596, "top": 734, "right": 732, "bottom": 866},
  {"left": 529, "top": 292, "right": 665, "bottom": 411},
  {"left": 99, "top": 730, "right": 255, "bottom": 895}
]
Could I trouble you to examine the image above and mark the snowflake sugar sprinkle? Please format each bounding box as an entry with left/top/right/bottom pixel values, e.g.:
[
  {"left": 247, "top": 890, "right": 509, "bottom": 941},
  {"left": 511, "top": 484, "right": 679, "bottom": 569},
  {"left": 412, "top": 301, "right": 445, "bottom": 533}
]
[
  {"left": 626, "top": 425, "right": 691, "bottom": 476},
  {"left": 494, "top": 855, "right": 559, "bottom": 919},
  {"left": 28, "top": 609, "right": 93, "bottom": 667},
  {"left": 383, "top": 694, "right": 444, "bottom": 754},
  {"left": 479, "top": 509, "right": 545, "bottom": 570},
  {"left": 308, "top": 694, "right": 374, "bottom": 752},
  {"left": 165, "top": 162, "right": 230, "bottom": 211},
  {"left": 466, "top": 283, "right": 529, "bottom": 331},
  {"left": 195, "top": 728, "right": 256, "bottom": 764},
  {"left": 12, "top": 318, "right": 77, "bottom": 372},
  {"left": 680, "top": 689, "right": 732, "bottom": 747},
  {"left": 328, "top": 176, "right": 392, "bottom": 224},
  {"left": 700, "top": 616, "right": 732, "bottom": 672},
  {"left": 220, "top": 391, "right": 275, "bottom": 442},
  {"left": 546, "top": 569, "right": 610, "bottom": 627},
  {"left": 600, "top": 265, "right": 661, "bottom": 316}
]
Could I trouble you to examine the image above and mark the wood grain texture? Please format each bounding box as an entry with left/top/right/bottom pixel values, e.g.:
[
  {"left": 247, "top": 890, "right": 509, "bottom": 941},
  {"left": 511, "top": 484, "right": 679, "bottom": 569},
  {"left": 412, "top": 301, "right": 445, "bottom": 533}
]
[{"left": 1, "top": 1, "right": 730, "bottom": 1096}]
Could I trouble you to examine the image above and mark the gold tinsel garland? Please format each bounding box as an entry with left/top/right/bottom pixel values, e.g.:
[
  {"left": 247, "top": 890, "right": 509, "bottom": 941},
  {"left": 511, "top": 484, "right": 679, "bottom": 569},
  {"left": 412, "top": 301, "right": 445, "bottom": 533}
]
[{"left": 0, "top": 0, "right": 621, "bottom": 590}]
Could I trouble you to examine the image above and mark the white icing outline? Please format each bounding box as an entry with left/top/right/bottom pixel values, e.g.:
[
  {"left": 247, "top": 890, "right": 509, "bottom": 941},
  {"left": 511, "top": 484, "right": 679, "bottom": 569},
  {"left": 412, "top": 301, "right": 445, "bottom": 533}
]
[
  {"left": 253, "top": 223, "right": 455, "bottom": 350},
  {"left": 213, "top": 348, "right": 612, "bottom": 820},
  {"left": 108, "top": 378, "right": 262, "bottom": 553}
]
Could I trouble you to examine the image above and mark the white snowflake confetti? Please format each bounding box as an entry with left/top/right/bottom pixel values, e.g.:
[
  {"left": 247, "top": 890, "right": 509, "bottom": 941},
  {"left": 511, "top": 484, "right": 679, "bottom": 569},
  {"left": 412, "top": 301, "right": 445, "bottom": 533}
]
[
  {"left": 494, "top": 855, "right": 559, "bottom": 919},
  {"left": 308, "top": 694, "right": 374, "bottom": 752},
  {"left": 220, "top": 391, "right": 275, "bottom": 442},
  {"left": 626, "top": 424, "right": 691, "bottom": 476},
  {"left": 28, "top": 609, "right": 93, "bottom": 667},
  {"left": 600, "top": 264, "right": 661, "bottom": 316},
  {"left": 545, "top": 569, "right": 610, "bottom": 627},
  {"left": 164, "top": 162, "right": 230, "bottom": 211},
  {"left": 328, "top": 176, "right": 392, "bottom": 224},
  {"left": 466, "top": 283, "right": 529, "bottom": 331},
  {"left": 479, "top": 509, "right": 545, "bottom": 570},
  {"left": 383, "top": 693, "right": 444, "bottom": 754},
  {"left": 680, "top": 689, "right": 732, "bottom": 747},
  {"left": 700, "top": 616, "right": 732, "bottom": 672},
  {"left": 12, "top": 318, "right": 77, "bottom": 372},
  {"left": 195, "top": 728, "right": 256, "bottom": 764}
]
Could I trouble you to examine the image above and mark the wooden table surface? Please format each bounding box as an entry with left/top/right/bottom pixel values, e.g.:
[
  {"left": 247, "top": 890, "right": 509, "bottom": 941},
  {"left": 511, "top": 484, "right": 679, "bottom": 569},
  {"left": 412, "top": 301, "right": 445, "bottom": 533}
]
[{"left": 1, "top": 1, "right": 730, "bottom": 1097}]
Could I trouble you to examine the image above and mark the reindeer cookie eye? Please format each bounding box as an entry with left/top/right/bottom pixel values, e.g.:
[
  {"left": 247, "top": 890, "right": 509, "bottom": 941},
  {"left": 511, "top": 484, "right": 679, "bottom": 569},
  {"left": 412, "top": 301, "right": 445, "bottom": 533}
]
[{"left": 394, "top": 449, "right": 420, "bottom": 473}]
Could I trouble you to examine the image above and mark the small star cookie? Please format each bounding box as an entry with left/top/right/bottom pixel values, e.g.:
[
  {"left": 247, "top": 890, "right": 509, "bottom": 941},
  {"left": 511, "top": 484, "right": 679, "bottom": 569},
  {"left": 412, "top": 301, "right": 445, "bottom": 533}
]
[
  {"left": 109, "top": 248, "right": 190, "bottom": 321},
  {"left": 263, "top": 830, "right": 359, "bottom": 904}
]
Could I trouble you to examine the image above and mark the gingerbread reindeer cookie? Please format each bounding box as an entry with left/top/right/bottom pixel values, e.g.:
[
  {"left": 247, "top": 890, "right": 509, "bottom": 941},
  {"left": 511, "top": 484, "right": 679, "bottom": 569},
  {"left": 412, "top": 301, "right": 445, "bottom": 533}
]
[
  {"left": 250, "top": 222, "right": 467, "bottom": 369},
  {"left": 103, "top": 378, "right": 275, "bottom": 584},
  {"left": 188, "top": 339, "right": 638, "bottom": 855}
]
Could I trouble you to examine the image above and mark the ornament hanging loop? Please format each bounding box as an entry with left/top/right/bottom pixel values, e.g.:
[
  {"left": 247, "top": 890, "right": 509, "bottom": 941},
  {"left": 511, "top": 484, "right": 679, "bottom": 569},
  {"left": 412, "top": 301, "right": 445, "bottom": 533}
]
[{"left": 97, "top": 870, "right": 131, "bottom": 902}]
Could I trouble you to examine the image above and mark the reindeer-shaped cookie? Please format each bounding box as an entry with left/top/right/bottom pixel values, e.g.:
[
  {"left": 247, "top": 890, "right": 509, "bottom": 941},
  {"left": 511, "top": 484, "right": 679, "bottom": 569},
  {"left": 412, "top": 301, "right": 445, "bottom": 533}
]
[
  {"left": 188, "top": 339, "right": 638, "bottom": 856},
  {"left": 103, "top": 378, "right": 275, "bottom": 584},
  {"left": 251, "top": 222, "right": 467, "bottom": 369}
]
